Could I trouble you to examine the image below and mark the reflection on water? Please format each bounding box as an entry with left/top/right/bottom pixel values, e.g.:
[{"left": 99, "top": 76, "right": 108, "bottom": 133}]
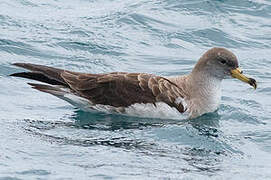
[
  {"left": 21, "top": 109, "right": 242, "bottom": 175},
  {"left": 72, "top": 109, "right": 221, "bottom": 130},
  {"left": 21, "top": 111, "right": 225, "bottom": 175},
  {"left": 74, "top": 110, "right": 184, "bottom": 130},
  {"left": 1, "top": 0, "right": 271, "bottom": 179}
]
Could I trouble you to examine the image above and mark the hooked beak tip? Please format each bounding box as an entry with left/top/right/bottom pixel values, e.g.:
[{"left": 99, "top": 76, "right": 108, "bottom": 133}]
[
  {"left": 231, "top": 68, "right": 257, "bottom": 89},
  {"left": 248, "top": 78, "right": 257, "bottom": 89}
]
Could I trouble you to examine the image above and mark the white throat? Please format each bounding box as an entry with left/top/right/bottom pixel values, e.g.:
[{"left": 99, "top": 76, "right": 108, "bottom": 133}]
[{"left": 186, "top": 72, "right": 222, "bottom": 118}]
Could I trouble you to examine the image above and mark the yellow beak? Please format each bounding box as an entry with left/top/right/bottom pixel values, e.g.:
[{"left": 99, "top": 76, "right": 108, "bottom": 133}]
[{"left": 231, "top": 68, "right": 257, "bottom": 89}]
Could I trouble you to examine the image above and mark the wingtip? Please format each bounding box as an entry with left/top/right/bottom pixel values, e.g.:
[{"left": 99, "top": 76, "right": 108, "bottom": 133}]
[
  {"left": 27, "top": 82, "right": 37, "bottom": 87},
  {"left": 10, "top": 63, "right": 28, "bottom": 76},
  {"left": 11, "top": 63, "right": 29, "bottom": 68},
  {"left": 9, "top": 72, "right": 22, "bottom": 77},
  {"left": 11, "top": 62, "right": 21, "bottom": 66}
]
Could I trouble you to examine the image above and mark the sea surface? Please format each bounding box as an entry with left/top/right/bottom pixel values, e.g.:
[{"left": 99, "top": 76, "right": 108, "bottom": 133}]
[{"left": 0, "top": 0, "right": 271, "bottom": 179}]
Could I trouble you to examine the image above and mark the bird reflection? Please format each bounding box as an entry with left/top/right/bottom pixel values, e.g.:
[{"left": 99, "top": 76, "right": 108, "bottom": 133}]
[{"left": 72, "top": 109, "right": 221, "bottom": 135}]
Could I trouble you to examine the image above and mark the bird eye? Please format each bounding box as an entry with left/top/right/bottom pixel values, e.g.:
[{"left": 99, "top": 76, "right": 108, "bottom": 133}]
[{"left": 220, "top": 59, "right": 226, "bottom": 64}]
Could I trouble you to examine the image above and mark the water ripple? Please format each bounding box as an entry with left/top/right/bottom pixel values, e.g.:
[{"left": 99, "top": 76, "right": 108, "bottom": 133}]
[{"left": 1, "top": 0, "right": 271, "bottom": 179}]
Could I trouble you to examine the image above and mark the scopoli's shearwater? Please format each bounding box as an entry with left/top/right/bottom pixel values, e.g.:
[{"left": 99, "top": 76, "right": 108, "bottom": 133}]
[{"left": 10, "top": 47, "right": 257, "bottom": 119}]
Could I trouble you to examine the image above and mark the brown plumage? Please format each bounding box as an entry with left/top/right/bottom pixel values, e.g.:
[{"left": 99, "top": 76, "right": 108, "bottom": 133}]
[
  {"left": 10, "top": 63, "right": 186, "bottom": 113},
  {"left": 10, "top": 47, "right": 257, "bottom": 118}
]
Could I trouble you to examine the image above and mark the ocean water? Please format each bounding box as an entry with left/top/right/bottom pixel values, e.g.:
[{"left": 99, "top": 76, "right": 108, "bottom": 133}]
[{"left": 0, "top": 0, "right": 271, "bottom": 179}]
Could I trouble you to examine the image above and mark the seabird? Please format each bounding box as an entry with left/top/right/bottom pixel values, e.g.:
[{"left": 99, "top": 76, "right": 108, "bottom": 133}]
[{"left": 10, "top": 47, "right": 257, "bottom": 119}]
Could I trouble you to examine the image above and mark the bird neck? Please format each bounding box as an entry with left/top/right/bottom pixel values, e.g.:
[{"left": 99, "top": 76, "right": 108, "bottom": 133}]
[
  {"left": 168, "top": 72, "right": 222, "bottom": 118},
  {"left": 168, "top": 72, "right": 222, "bottom": 100},
  {"left": 187, "top": 71, "right": 222, "bottom": 98},
  {"left": 191, "top": 68, "right": 221, "bottom": 82},
  {"left": 185, "top": 71, "right": 222, "bottom": 117}
]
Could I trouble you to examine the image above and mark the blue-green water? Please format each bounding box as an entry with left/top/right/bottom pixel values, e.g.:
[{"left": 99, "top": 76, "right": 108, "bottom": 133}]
[{"left": 0, "top": 0, "right": 271, "bottom": 179}]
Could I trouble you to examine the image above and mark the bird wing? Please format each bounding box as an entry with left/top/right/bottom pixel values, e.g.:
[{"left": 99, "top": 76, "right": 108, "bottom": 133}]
[
  {"left": 61, "top": 71, "right": 186, "bottom": 112},
  {"left": 10, "top": 63, "right": 187, "bottom": 113}
]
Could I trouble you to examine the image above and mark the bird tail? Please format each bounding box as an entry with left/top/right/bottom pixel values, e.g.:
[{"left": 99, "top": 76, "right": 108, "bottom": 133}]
[
  {"left": 27, "top": 83, "right": 68, "bottom": 96},
  {"left": 27, "top": 83, "right": 90, "bottom": 110},
  {"left": 10, "top": 63, "right": 69, "bottom": 86},
  {"left": 10, "top": 63, "right": 73, "bottom": 99},
  {"left": 10, "top": 63, "right": 92, "bottom": 110}
]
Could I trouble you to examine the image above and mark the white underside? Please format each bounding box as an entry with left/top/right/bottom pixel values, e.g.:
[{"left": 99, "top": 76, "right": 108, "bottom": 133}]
[
  {"left": 61, "top": 93, "right": 187, "bottom": 120},
  {"left": 50, "top": 75, "right": 222, "bottom": 120},
  {"left": 124, "top": 102, "right": 186, "bottom": 119}
]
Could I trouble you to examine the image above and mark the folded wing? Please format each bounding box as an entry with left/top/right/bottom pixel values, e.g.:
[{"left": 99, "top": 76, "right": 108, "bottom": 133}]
[{"left": 11, "top": 63, "right": 187, "bottom": 113}]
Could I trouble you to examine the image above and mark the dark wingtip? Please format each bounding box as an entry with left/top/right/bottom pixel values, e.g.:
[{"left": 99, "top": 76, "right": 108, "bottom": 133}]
[
  {"left": 27, "top": 82, "right": 37, "bottom": 86},
  {"left": 11, "top": 63, "right": 29, "bottom": 68},
  {"left": 9, "top": 72, "right": 23, "bottom": 77},
  {"left": 12, "top": 62, "right": 21, "bottom": 66},
  {"left": 10, "top": 63, "right": 28, "bottom": 76}
]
